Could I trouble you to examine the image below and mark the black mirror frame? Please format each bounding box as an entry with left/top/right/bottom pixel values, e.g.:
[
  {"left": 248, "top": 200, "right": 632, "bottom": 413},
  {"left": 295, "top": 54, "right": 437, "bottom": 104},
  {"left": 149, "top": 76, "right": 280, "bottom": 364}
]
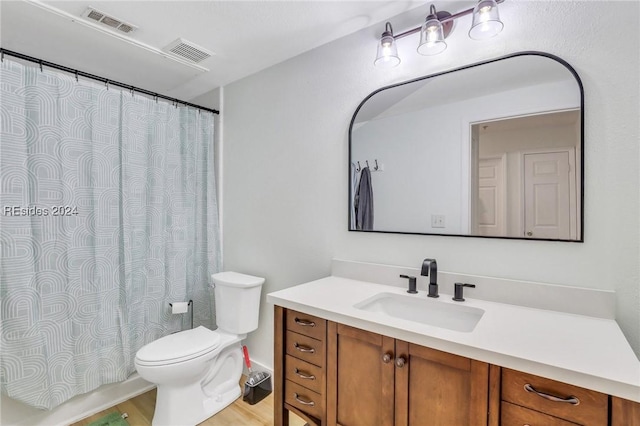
[{"left": 348, "top": 51, "right": 584, "bottom": 242}]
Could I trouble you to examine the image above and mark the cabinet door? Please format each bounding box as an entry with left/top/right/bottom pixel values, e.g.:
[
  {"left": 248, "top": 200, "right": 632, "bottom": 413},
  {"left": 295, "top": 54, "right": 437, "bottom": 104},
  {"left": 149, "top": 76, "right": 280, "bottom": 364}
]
[
  {"left": 327, "top": 322, "right": 395, "bottom": 426},
  {"left": 612, "top": 396, "right": 640, "bottom": 426},
  {"left": 395, "top": 341, "right": 489, "bottom": 426}
]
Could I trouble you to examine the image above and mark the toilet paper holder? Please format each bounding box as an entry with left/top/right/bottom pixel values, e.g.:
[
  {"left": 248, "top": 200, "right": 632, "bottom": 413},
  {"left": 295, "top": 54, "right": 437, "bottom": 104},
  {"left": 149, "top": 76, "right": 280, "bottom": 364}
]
[{"left": 169, "top": 300, "right": 194, "bottom": 329}]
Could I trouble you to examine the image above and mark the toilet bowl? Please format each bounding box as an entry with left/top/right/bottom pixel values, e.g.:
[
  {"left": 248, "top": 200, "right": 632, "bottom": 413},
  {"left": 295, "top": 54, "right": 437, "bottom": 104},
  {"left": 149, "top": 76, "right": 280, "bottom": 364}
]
[{"left": 135, "top": 272, "right": 265, "bottom": 426}]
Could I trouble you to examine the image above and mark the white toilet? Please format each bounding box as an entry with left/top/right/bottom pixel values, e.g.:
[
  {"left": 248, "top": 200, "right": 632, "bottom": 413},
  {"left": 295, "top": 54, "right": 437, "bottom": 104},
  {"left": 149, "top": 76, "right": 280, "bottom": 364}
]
[{"left": 134, "top": 271, "right": 265, "bottom": 426}]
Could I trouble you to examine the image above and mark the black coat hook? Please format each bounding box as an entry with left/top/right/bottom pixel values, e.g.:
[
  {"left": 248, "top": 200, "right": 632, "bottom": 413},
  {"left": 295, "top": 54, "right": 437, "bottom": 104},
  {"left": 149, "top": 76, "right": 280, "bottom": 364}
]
[
  {"left": 374, "top": 159, "right": 379, "bottom": 170},
  {"left": 356, "top": 161, "right": 362, "bottom": 172}
]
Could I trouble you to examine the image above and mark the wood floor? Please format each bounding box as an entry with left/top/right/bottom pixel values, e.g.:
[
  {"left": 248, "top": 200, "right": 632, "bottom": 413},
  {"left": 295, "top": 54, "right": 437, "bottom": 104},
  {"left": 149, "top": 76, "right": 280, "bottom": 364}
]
[{"left": 71, "top": 378, "right": 305, "bottom": 426}]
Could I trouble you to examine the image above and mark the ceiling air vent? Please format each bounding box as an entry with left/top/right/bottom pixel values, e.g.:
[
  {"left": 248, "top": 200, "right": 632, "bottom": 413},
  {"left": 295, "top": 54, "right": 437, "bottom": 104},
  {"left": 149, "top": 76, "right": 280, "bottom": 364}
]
[
  {"left": 162, "top": 38, "right": 213, "bottom": 63},
  {"left": 82, "top": 7, "right": 138, "bottom": 34}
]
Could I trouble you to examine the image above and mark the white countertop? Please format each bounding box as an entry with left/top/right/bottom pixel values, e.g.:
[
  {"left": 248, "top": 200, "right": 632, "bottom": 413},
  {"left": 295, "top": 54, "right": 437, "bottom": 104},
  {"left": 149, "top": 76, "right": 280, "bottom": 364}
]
[{"left": 267, "top": 276, "right": 640, "bottom": 402}]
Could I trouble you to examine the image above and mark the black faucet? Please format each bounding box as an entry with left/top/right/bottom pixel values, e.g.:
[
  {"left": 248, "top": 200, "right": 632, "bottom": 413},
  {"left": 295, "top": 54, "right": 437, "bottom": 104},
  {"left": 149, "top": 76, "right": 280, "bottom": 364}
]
[{"left": 421, "top": 258, "right": 439, "bottom": 298}]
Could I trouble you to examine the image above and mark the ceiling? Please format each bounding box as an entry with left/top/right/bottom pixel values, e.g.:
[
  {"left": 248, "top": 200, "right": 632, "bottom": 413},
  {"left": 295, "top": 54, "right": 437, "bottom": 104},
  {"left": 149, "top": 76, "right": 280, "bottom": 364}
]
[{"left": 0, "top": 0, "right": 425, "bottom": 101}]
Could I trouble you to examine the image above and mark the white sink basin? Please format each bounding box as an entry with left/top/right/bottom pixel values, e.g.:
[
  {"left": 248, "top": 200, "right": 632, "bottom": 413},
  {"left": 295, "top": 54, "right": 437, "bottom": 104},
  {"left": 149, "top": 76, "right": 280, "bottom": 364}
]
[{"left": 354, "top": 292, "right": 484, "bottom": 332}]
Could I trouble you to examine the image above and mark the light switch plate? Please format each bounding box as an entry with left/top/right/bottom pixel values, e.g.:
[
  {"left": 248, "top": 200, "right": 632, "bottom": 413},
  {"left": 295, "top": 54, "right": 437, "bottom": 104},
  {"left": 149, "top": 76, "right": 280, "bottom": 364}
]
[{"left": 431, "top": 215, "right": 445, "bottom": 228}]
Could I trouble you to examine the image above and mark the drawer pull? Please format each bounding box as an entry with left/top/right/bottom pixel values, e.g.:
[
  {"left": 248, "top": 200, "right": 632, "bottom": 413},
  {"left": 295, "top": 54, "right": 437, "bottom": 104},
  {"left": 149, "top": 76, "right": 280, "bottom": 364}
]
[
  {"left": 524, "top": 384, "right": 580, "bottom": 405},
  {"left": 294, "top": 393, "right": 315, "bottom": 406},
  {"left": 294, "top": 342, "right": 316, "bottom": 353},
  {"left": 294, "top": 318, "right": 316, "bottom": 327},
  {"left": 294, "top": 368, "right": 316, "bottom": 380}
]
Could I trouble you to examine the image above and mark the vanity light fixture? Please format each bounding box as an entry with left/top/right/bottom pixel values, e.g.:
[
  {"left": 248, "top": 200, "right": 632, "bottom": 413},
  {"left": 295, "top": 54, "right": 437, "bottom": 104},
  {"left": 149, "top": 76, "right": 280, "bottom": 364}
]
[{"left": 374, "top": 0, "right": 505, "bottom": 67}]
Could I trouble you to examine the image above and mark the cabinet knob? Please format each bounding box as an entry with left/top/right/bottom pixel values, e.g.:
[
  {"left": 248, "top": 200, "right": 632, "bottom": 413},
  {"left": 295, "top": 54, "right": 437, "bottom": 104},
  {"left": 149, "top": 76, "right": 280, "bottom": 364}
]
[
  {"left": 526, "top": 231, "right": 533, "bottom": 236},
  {"left": 381, "top": 353, "right": 393, "bottom": 363},
  {"left": 395, "top": 356, "right": 406, "bottom": 368}
]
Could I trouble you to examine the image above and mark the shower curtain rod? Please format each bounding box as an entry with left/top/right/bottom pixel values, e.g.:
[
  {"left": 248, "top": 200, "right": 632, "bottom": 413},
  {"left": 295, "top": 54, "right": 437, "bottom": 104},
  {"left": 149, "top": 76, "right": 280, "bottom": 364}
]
[{"left": 0, "top": 48, "right": 220, "bottom": 115}]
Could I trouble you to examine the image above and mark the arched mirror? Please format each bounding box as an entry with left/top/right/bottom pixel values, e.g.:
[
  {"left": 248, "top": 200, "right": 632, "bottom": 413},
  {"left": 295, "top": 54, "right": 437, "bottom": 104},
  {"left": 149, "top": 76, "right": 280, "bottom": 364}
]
[{"left": 349, "top": 52, "right": 584, "bottom": 241}]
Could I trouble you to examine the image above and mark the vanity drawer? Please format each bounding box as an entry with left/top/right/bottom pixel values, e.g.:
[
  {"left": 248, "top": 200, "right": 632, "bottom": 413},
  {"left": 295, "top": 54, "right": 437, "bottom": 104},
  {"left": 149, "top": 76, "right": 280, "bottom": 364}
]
[
  {"left": 286, "top": 309, "right": 326, "bottom": 341},
  {"left": 502, "top": 401, "right": 580, "bottom": 426},
  {"left": 502, "top": 368, "right": 608, "bottom": 425},
  {"left": 285, "top": 355, "right": 324, "bottom": 394},
  {"left": 285, "top": 379, "right": 324, "bottom": 419},
  {"left": 286, "top": 330, "right": 325, "bottom": 367}
]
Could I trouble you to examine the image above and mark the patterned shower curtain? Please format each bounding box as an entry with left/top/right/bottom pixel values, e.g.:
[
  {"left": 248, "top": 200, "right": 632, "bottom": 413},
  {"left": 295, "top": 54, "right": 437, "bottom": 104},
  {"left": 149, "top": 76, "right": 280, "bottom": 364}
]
[{"left": 0, "top": 59, "right": 221, "bottom": 409}]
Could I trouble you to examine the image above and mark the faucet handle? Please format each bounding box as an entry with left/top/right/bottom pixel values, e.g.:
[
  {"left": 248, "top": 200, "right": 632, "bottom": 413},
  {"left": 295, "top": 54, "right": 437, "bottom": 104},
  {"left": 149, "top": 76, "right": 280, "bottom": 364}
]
[
  {"left": 452, "top": 283, "right": 476, "bottom": 302},
  {"left": 399, "top": 274, "right": 418, "bottom": 294}
]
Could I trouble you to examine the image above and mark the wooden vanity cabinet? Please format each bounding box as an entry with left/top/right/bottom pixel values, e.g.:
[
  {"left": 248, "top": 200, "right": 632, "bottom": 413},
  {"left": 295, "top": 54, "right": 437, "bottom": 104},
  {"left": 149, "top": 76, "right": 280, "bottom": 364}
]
[
  {"left": 275, "top": 307, "right": 637, "bottom": 426},
  {"left": 327, "top": 321, "right": 490, "bottom": 426},
  {"left": 275, "top": 306, "right": 328, "bottom": 426},
  {"left": 275, "top": 307, "right": 490, "bottom": 426}
]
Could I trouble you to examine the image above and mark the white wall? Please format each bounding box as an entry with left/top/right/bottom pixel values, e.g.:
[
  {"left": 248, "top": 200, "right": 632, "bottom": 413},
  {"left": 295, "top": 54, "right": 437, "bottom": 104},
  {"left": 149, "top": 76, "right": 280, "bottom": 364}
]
[{"left": 220, "top": 1, "right": 640, "bottom": 368}]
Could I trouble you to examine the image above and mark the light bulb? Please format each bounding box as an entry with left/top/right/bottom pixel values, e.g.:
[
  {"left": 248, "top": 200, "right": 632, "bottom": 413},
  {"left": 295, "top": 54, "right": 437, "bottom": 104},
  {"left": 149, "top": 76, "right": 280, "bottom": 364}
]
[{"left": 374, "top": 34, "right": 400, "bottom": 67}]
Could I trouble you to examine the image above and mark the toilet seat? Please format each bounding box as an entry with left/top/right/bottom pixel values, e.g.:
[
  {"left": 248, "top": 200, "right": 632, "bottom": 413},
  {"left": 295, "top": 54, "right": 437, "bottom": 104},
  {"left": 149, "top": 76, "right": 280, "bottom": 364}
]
[{"left": 136, "top": 326, "right": 222, "bottom": 366}]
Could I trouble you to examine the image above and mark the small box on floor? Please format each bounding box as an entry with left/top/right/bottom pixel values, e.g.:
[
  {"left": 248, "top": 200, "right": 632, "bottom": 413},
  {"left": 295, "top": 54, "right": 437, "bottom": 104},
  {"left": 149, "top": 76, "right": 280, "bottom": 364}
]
[{"left": 243, "top": 375, "right": 272, "bottom": 405}]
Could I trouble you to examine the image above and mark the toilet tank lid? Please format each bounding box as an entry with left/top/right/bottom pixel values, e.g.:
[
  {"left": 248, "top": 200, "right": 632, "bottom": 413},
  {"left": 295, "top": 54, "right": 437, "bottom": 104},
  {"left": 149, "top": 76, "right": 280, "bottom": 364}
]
[
  {"left": 136, "top": 326, "right": 221, "bottom": 364},
  {"left": 212, "top": 271, "right": 265, "bottom": 288}
]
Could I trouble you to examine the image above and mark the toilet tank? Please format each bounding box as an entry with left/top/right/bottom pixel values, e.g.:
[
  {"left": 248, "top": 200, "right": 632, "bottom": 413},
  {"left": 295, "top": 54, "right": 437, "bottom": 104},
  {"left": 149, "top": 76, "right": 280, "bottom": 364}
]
[{"left": 212, "top": 271, "right": 265, "bottom": 334}]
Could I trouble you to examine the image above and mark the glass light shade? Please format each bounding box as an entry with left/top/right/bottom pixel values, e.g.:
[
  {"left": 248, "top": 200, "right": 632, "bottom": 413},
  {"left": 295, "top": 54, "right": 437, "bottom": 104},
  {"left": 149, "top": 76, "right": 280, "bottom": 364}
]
[
  {"left": 469, "top": 0, "right": 504, "bottom": 40},
  {"left": 417, "top": 18, "right": 447, "bottom": 56},
  {"left": 374, "top": 35, "right": 400, "bottom": 68}
]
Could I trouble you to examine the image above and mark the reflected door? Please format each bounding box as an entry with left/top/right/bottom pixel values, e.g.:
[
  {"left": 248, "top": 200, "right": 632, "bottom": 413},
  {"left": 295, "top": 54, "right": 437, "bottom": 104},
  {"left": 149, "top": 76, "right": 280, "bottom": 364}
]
[
  {"left": 523, "top": 151, "right": 573, "bottom": 239},
  {"left": 476, "top": 157, "right": 505, "bottom": 237}
]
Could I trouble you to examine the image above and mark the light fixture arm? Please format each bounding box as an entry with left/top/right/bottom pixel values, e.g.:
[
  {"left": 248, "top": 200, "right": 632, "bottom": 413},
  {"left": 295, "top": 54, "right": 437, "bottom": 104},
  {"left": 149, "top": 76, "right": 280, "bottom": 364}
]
[
  {"left": 392, "top": 0, "right": 505, "bottom": 41},
  {"left": 385, "top": 22, "right": 394, "bottom": 35}
]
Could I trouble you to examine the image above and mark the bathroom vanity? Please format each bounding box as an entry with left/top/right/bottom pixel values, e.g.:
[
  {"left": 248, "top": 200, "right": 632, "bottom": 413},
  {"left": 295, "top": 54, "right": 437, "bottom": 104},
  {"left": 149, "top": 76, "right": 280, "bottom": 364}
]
[{"left": 268, "top": 262, "right": 640, "bottom": 426}]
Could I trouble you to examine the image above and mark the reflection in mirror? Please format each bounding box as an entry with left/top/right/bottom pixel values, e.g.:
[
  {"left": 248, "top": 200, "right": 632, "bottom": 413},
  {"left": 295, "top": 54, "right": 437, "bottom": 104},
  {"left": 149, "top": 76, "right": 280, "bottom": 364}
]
[{"left": 349, "top": 52, "right": 583, "bottom": 241}]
